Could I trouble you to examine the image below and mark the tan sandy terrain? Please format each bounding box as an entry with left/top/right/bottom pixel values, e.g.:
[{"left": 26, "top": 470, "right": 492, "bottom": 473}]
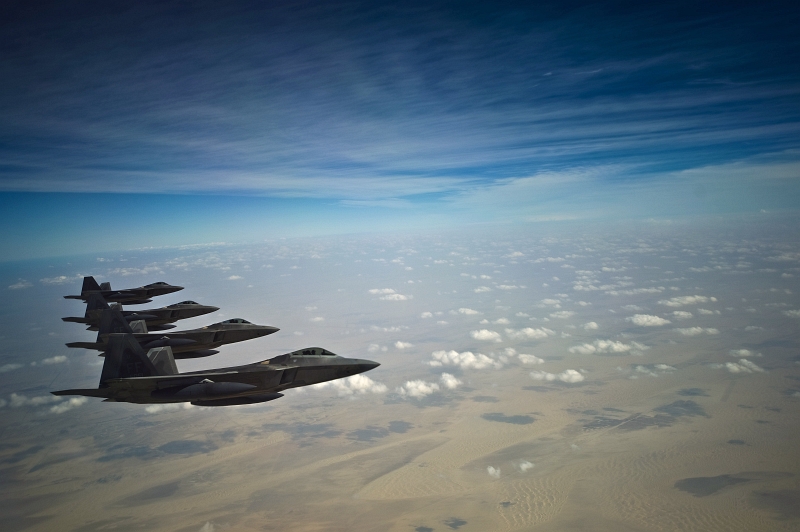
[{"left": 3, "top": 348, "right": 799, "bottom": 532}]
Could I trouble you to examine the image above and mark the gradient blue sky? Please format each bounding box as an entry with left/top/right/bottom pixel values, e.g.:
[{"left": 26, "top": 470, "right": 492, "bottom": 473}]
[{"left": 1, "top": 0, "right": 798, "bottom": 259}]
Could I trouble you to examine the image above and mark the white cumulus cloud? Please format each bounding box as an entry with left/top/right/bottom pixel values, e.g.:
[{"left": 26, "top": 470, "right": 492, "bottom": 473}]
[
  {"left": 530, "top": 369, "right": 585, "bottom": 383},
  {"left": 729, "top": 349, "right": 761, "bottom": 357},
  {"left": 369, "top": 288, "right": 397, "bottom": 294},
  {"left": 711, "top": 359, "right": 765, "bottom": 374},
  {"left": 420, "top": 311, "right": 433, "bottom": 318},
  {"left": 626, "top": 314, "right": 671, "bottom": 326},
  {"left": 487, "top": 466, "right": 501, "bottom": 478},
  {"left": 569, "top": 340, "right": 648, "bottom": 355},
  {"left": 9, "top": 393, "right": 62, "bottom": 407},
  {"left": 504, "top": 327, "right": 555, "bottom": 340},
  {"left": 474, "top": 286, "right": 492, "bottom": 293},
  {"left": 8, "top": 279, "right": 32, "bottom": 290},
  {"left": 517, "top": 460, "right": 534, "bottom": 472},
  {"left": 312, "top": 374, "right": 388, "bottom": 396},
  {"left": 0, "top": 363, "right": 22, "bottom": 373},
  {"left": 458, "top": 308, "right": 480, "bottom": 315},
  {"left": 659, "top": 295, "right": 717, "bottom": 307},
  {"left": 41, "top": 356, "right": 67, "bottom": 365},
  {"left": 675, "top": 327, "right": 719, "bottom": 336},
  {"left": 50, "top": 397, "right": 88, "bottom": 414},
  {"left": 439, "top": 373, "right": 462, "bottom": 390},
  {"left": 381, "top": 293, "right": 410, "bottom": 301},
  {"left": 549, "top": 311, "right": 575, "bottom": 319},
  {"left": 227, "top": 275, "right": 243, "bottom": 280},
  {"left": 672, "top": 311, "right": 693, "bottom": 320},
  {"left": 394, "top": 341, "right": 413, "bottom": 350},
  {"left": 470, "top": 329, "right": 502, "bottom": 342},
  {"left": 397, "top": 380, "right": 439, "bottom": 398},
  {"left": 517, "top": 354, "right": 545, "bottom": 365},
  {"left": 633, "top": 364, "right": 676, "bottom": 377},
  {"left": 40, "top": 275, "right": 80, "bottom": 285},
  {"left": 583, "top": 322, "right": 599, "bottom": 330},
  {"left": 429, "top": 350, "right": 502, "bottom": 370}
]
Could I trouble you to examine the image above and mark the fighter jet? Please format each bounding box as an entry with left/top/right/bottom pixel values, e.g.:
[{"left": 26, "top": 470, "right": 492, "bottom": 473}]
[
  {"left": 62, "top": 293, "right": 219, "bottom": 331},
  {"left": 66, "top": 309, "right": 278, "bottom": 359},
  {"left": 53, "top": 333, "right": 380, "bottom": 406},
  {"left": 64, "top": 276, "right": 183, "bottom": 305}
]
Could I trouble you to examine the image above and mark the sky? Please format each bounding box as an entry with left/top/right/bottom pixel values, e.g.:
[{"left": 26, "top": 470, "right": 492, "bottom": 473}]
[{"left": 1, "top": 0, "right": 799, "bottom": 260}]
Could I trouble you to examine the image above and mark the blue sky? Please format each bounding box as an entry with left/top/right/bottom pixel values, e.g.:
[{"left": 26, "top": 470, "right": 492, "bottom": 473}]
[{"left": 1, "top": 0, "right": 798, "bottom": 259}]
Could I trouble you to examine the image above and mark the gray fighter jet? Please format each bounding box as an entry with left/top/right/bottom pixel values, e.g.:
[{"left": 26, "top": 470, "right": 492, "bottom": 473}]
[
  {"left": 66, "top": 309, "right": 278, "bottom": 359},
  {"left": 64, "top": 276, "right": 183, "bottom": 305},
  {"left": 62, "top": 293, "right": 219, "bottom": 331},
  {"left": 53, "top": 333, "right": 380, "bottom": 406}
]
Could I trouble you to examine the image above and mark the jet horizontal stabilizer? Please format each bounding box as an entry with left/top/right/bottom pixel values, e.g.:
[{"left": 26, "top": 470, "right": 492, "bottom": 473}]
[
  {"left": 66, "top": 341, "right": 102, "bottom": 349},
  {"left": 52, "top": 388, "right": 112, "bottom": 398}
]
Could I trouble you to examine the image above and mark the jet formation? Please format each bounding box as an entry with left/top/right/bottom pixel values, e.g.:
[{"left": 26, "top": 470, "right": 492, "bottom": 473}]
[{"left": 53, "top": 277, "right": 380, "bottom": 407}]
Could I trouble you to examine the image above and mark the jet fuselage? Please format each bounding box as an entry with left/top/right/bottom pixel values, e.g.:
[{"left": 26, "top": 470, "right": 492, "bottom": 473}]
[
  {"left": 63, "top": 300, "right": 219, "bottom": 331},
  {"left": 54, "top": 341, "right": 379, "bottom": 406},
  {"left": 66, "top": 318, "right": 279, "bottom": 358}
]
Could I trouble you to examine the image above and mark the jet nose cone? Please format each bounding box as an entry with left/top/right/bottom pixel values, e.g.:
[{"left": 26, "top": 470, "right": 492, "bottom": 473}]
[
  {"left": 208, "top": 306, "right": 221, "bottom": 312},
  {"left": 359, "top": 360, "right": 380, "bottom": 372},
  {"left": 262, "top": 326, "right": 280, "bottom": 335}
]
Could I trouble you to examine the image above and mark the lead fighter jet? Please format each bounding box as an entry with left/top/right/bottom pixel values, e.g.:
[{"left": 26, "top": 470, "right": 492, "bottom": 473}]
[
  {"left": 53, "top": 333, "right": 380, "bottom": 406},
  {"left": 62, "top": 293, "right": 219, "bottom": 331},
  {"left": 67, "top": 309, "right": 279, "bottom": 359},
  {"left": 64, "top": 276, "right": 183, "bottom": 305}
]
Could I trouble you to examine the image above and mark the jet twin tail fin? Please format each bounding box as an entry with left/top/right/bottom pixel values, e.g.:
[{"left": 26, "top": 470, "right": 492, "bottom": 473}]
[
  {"left": 99, "top": 334, "right": 178, "bottom": 384},
  {"left": 128, "top": 320, "right": 148, "bottom": 334},
  {"left": 147, "top": 347, "right": 178, "bottom": 376},
  {"left": 97, "top": 309, "right": 133, "bottom": 339},
  {"left": 81, "top": 276, "right": 102, "bottom": 294},
  {"left": 85, "top": 293, "right": 111, "bottom": 318}
]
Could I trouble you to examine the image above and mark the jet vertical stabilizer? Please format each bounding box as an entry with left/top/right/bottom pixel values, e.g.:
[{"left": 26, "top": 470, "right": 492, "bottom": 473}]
[
  {"left": 83, "top": 276, "right": 103, "bottom": 293},
  {"left": 98, "top": 308, "right": 134, "bottom": 336},
  {"left": 100, "top": 333, "right": 161, "bottom": 382},
  {"left": 129, "top": 320, "right": 148, "bottom": 333}
]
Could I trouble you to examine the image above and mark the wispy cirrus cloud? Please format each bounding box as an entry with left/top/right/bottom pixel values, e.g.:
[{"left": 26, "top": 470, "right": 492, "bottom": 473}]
[{"left": 1, "top": 3, "right": 797, "bottom": 210}]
